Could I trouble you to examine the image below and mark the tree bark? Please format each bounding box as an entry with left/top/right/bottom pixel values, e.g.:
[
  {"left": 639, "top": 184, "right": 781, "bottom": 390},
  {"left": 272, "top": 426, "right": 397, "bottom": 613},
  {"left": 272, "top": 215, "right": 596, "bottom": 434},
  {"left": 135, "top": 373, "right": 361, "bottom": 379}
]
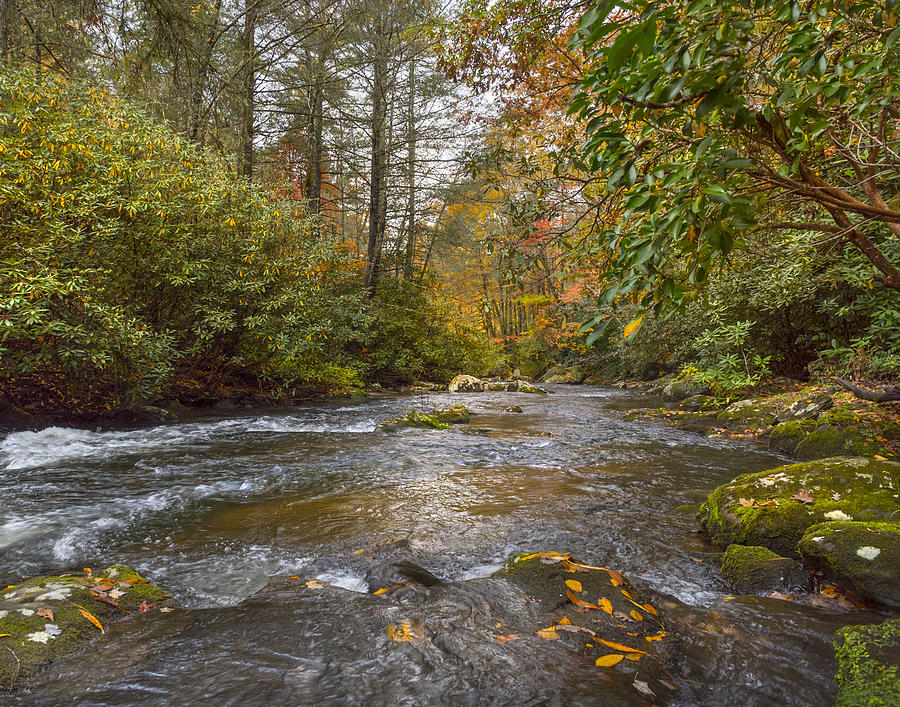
[
  {"left": 832, "top": 377, "right": 900, "bottom": 403},
  {"left": 238, "top": 0, "right": 257, "bottom": 181}
]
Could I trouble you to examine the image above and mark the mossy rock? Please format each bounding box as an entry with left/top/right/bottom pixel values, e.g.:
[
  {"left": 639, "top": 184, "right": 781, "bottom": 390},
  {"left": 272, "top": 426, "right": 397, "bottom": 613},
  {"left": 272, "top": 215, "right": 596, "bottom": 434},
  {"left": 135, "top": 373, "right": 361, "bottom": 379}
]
[
  {"left": 719, "top": 544, "right": 809, "bottom": 594},
  {"left": 798, "top": 521, "right": 900, "bottom": 608},
  {"left": 794, "top": 425, "right": 864, "bottom": 460},
  {"left": 662, "top": 381, "right": 711, "bottom": 402},
  {"left": 833, "top": 618, "right": 900, "bottom": 707},
  {"left": 673, "top": 411, "right": 719, "bottom": 435},
  {"left": 716, "top": 398, "right": 779, "bottom": 431},
  {"left": 697, "top": 457, "right": 900, "bottom": 557},
  {"left": 380, "top": 406, "right": 471, "bottom": 430},
  {"left": 0, "top": 566, "right": 174, "bottom": 691},
  {"left": 768, "top": 420, "right": 811, "bottom": 455},
  {"left": 677, "top": 394, "right": 719, "bottom": 412},
  {"left": 775, "top": 392, "right": 833, "bottom": 424}
]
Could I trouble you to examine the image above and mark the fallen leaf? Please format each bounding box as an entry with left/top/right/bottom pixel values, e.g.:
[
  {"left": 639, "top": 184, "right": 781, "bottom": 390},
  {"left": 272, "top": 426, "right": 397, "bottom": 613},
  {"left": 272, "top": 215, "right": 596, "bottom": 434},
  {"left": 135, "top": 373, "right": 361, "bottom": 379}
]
[
  {"left": 598, "top": 597, "right": 613, "bottom": 615},
  {"left": 373, "top": 587, "right": 390, "bottom": 595},
  {"left": 561, "top": 560, "right": 590, "bottom": 573},
  {"left": 387, "top": 621, "right": 415, "bottom": 642},
  {"left": 305, "top": 579, "right": 326, "bottom": 590},
  {"left": 78, "top": 608, "right": 104, "bottom": 634},
  {"left": 515, "top": 551, "right": 568, "bottom": 564},
  {"left": 0, "top": 634, "right": 11, "bottom": 638},
  {"left": 558, "top": 616, "right": 572, "bottom": 625},
  {"left": 873, "top": 455, "right": 887, "bottom": 461},
  {"left": 565, "top": 580, "right": 583, "bottom": 592},
  {"left": 738, "top": 497, "right": 755, "bottom": 507},
  {"left": 83, "top": 568, "right": 92, "bottom": 577},
  {"left": 289, "top": 576, "right": 299, "bottom": 580},
  {"left": 496, "top": 634, "right": 520, "bottom": 642},
  {"left": 108, "top": 588, "right": 125, "bottom": 599},
  {"left": 604, "top": 569, "right": 624, "bottom": 587},
  {"left": 93, "top": 583, "right": 114, "bottom": 592},
  {"left": 159, "top": 607, "right": 174, "bottom": 613},
  {"left": 613, "top": 611, "right": 633, "bottom": 622},
  {"left": 557, "top": 624, "right": 596, "bottom": 636},
  {"left": 624, "top": 653, "right": 643, "bottom": 661},
  {"left": 790, "top": 490, "right": 814, "bottom": 504},
  {"left": 595, "top": 654, "right": 624, "bottom": 667},
  {"left": 645, "top": 632, "right": 666, "bottom": 642},
  {"left": 642, "top": 603, "right": 658, "bottom": 616},
  {"left": 139, "top": 601, "right": 152, "bottom": 613},
  {"left": 757, "top": 499, "right": 778, "bottom": 507},
  {"left": 537, "top": 626, "right": 559, "bottom": 639},
  {"left": 567, "top": 589, "right": 599, "bottom": 609},
  {"left": 832, "top": 492, "right": 841, "bottom": 501},
  {"left": 43, "top": 624, "right": 62, "bottom": 637},
  {"left": 629, "top": 609, "right": 644, "bottom": 621},
  {"left": 594, "top": 638, "right": 647, "bottom": 654},
  {"left": 37, "top": 608, "right": 54, "bottom": 621},
  {"left": 633, "top": 679, "right": 655, "bottom": 697},
  {"left": 352, "top": 549, "right": 366, "bottom": 555}
]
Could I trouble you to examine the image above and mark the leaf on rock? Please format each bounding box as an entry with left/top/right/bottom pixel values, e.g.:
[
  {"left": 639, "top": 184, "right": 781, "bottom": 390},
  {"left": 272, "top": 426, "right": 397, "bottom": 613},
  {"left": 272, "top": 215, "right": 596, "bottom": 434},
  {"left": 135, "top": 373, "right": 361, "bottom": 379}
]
[
  {"left": 595, "top": 654, "right": 624, "bottom": 667},
  {"left": 78, "top": 608, "right": 105, "bottom": 633},
  {"left": 496, "top": 634, "right": 521, "bottom": 642},
  {"left": 629, "top": 609, "right": 644, "bottom": 621},
  {"left": 645, "top": 632, "right": 666, "bottom": 642},
  {"left": 558, "top": 616, "right": 572, "bottom": 625},
  {"left": 537, "top": 626, "right": 560, "bottom": 639},
  {"left": 565, "top": 579, "right": 583, "bottom": 592},
  {"left": 603, "top": 569, "right": 625, "bottom": 586},
  {"left": 305, "top": 579, "right": 326, "bottom": 590},
  {"left": 790, "top": 490, "right": 814, "bottom": 504},
  {"left": 93, "top": 583, "right": 114, "bottom": 592},
  {"left": 757, "top": 500, "right": 778, "bottom": 507},
  {"left": 44, "top": 624, "right": 62, "bottom": 637},
  {"left": 567, "top": 589, "right": 599, "bottom": 609},
  {"left": 557, "top": 624, "right": 596, "bottom": 636},
  {"left": 738, "top": 497, "right": 754, "bottom": 507},
  {"left": 138, "top": 601, "right": 152, "bottom": 613},
  {"left": 832, "top": 492, "right": 841, "bottom": 501},
  {"left": 37, "top": 608, "right": 54, "bottom": 621},
  {"left": 387, "top": 621, "right": 416, "bottom": 642},
  {"left": 598, "top": 597, "right": 613, "bottom": 615},
  {"left": 642, "top": 603, "right": 658, "bottom": 616},
  {"left": 624, "top": 652, "right": 643, "bottom": 661},
  {"left": 516, "top": 551, "right": 568, "bottom": 563},
  {"left": 108, "top": 588, "right": 125, "bottom": 599},
  {"left": 594, "top": 638, "right": 647, "bottom": 654},
  {"left": 0, "top": 634, "right": 11, "bottom": 638}
]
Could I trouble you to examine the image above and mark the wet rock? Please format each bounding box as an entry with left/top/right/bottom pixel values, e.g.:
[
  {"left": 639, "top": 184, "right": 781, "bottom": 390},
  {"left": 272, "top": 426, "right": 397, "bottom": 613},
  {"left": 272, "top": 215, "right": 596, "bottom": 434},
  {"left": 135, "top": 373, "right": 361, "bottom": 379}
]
[
  {"left": 719, "top": 544, "right": 809, "bottom": 594},
  {"left": 364, "top": 561, "right": 443, "bottom": 594},
  {"left": 775, "top": 392, "right": 833, "bottom": 424},
  {"left": 833, "top": 618, "right": 900, "bottom": 707},
  {"left": 798, "top": 521, "right": 900, "bottom": 608},
  {"left": 672, "top": 412, "right": 719, "bottom": 435},
  {"left": 794, "top": 425, "right": 863, "bottom": 460},
  {"left": 539, "top": 365, "right": 568, "bottom": 383},
  {"left": 0, "top": 566, "right": 174, "bottom": 691},
  {"left": 0, "top": 398, "right": 35, "bottom": 431},
  {"left": 677, "top": 394, "right": 718, "bottom": 412},
  {"left": 697, "top": 457, "right": 900, "bottom": 557},
  {"left": 108, "top": 405, "right": 179, "bottom": 426},
  {"left": 448, "top": 375, "right": 486, "bottom": 393},
  {"left": 505, "top": 405, "right": 524, "bottom": 413},
  {"left": 662, "top": 381, "right": 711, "bottom": 402}
]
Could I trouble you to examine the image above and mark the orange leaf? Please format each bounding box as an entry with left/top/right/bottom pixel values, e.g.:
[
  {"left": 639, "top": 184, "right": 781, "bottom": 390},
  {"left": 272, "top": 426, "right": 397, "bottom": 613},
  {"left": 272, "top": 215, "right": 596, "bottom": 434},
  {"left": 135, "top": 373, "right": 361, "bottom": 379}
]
[
  {"left": 78, "top": 608, "right": 105, "bottom": 634},
  {"left": 642, "top": 603, "right": 658, "bottom": 616},
  {"left": 645, "top": 632, "right": 666, "bottom": 642},
  {"left": 624, "top": 653, "right": 643, "bottom": 661},
  {"left": 629, "top": 609, "right": 644, "bottom": 621},
  {"left": 594, "top": 638, "right": 647, "bottom": 654},
  {"left": 623, "top": 315, "right": 644, "bottom": 339},
  {"left": 558, "top": 616, "right": 572, "bottom": 625},
  {"left": 604, "top": 569, "right": 624, "bottom": 587},
  {"left": 496, "top": 634, "right": 521, "bottom": 642},
  {"left": 565, "top": 580, "right": 583, "bottom": 592},
  {"left": 598, "top": 597, "right": 613, "bottom": 615},
  {"left": 595, "top": 654, "right": 624, "bottom": 667},
  {"left": 537, "top": 626, "right": 559, "bottom": 639},
  {"left": 37, "top": 608, "right": 54, "bottom": 621},
  {"left": 567, "top": 589, "right": 599, "bottom": 609}
]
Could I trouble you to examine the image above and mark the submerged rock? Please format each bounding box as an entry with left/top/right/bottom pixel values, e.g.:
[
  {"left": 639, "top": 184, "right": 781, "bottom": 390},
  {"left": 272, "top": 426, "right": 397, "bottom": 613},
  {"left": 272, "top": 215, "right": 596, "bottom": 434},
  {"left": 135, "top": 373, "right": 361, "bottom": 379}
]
[
  {"left": 365, "top": 561, "right": 443, "bottom": 594},
  {"left": 798, "top": 521, "right": 900, "bottom": 608},
  {"left": 697, "top": 457, "right": 900, "bottom": 556},
  {"left": 833, "top": 618, "right": 900, "bottom": 707},
  {"left": 0, "top": 566, "right": 174, "bottom": 691},
  {"left": 719, "top": 544, "right": 809, "bottom": 594}
]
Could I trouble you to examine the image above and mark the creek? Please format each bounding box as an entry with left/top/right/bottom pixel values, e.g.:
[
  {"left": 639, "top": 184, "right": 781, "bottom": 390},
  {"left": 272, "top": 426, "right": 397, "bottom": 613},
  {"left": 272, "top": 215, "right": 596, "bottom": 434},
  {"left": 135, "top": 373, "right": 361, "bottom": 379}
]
[{"left": 0, "top": 387, "right": 883, "bottom": 704}]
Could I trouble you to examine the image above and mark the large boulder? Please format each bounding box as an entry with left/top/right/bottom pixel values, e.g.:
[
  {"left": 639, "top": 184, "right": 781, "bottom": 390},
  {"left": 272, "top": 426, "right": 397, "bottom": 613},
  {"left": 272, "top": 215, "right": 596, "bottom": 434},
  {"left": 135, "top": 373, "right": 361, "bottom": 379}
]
[
  {"left": 697, "top": 457, "right": 900, "bottom": 556},
  {"left": 794, "top": 425, "right": 864, "bottom": 460},
  {"left": 715, "top": 398, "right": 779, "bottom": 431},
  {"left": 798, "top": 521, "right": 900, "bottom": 608},
  {"left": 448, "top": 375, "right": 486, "bottom": 393},
  {"left": 380, "top": 405, "right": 472, "bottom": 430},
  {"left": 0, "top": 566, "right": 175, "bottom": 690},
  {"left": 768, "top": 420, "right": 810, "bottom": 455},
  {"left": 677, "top": 394, "right": 718, "bottom": 412},
  {"left": 775, "top": 392, "right": 833, "bottom": 424},
  {"left": 833, "top": 619, "right": 900, "bottom": 707},
  {"left": 662, "top": 381, "right": 711, "bottom": 402},
  {"left": 719, "top": 544, "right": 809, "bottom": 594}
]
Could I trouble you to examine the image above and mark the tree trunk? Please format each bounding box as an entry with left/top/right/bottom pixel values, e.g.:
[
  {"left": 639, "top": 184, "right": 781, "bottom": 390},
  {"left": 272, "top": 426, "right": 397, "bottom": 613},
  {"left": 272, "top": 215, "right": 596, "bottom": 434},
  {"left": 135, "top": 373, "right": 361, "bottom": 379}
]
[
  {"left": 365, "top": 21, "right": 387, "bottom": 292},
  {"left": 238, "top": 0, "right": 257, "bottom": 180},
  {"left": 0, "top": 0, "right": 9, "bottom": 64},
  {"left": 188, "top": 0, "right": 222, "bottom": 144},
  {"left": 403, "top": 55, "right": 416, "bottom": 278}
]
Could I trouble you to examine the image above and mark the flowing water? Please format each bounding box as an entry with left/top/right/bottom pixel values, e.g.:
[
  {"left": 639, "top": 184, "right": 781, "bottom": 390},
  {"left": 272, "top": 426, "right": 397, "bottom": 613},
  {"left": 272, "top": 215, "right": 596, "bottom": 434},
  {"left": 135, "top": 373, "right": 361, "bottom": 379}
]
[{"left": 0, "top": 387, "right": 887, "bottom": 704}]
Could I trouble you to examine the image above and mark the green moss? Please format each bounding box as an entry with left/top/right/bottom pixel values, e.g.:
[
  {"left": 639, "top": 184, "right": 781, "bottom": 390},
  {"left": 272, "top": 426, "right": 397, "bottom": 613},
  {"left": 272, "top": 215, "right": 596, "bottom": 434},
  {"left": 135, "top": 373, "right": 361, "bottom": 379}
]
[
  {"left": 0, "top": 566, "right": 173, "bottom": 691},
  {"left": 697, "top": 457, "right": 900, "bottom": 556},
  {"left": 719, "top": 544, "right": 808, "bottom": 593},
  {"left": 799, "top": 521, "right": 900, "bottom": 607},
  {"left": 834, "top": 619, "right": 900, "bottom": 707},
  {"left": 381, "top": 406, "right": 471, "bottom": 430},
  {"left": 794, "top": 425, "right": 863, "bottom": 460},
  {"left": 769, "top": 421, "right": 808, "bottom": 455}
]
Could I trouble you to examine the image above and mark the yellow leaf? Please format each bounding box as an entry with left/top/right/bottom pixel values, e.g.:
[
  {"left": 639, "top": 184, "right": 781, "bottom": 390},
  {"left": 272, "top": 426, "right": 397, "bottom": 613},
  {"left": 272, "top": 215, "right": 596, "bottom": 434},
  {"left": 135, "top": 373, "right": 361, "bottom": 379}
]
[
  {"left": 623, "top": 315, "right": 644, "bottom": 339},
  {"left": 305, "top": 579, "right": 325, "bottom": 589},
  {"left": 537, "top": 626, "right": 559, "bottom": 639},
  {"left": 595, "top": 654, "right": 624, "bottom": 667},
  {"left": 645, "top": 632, "right": 666, "bottom": 642},
  {"left": 0, "top": 634, "right": 10, "bottom": 638},
  {"left": 594, "top": 638, "right": 647, "bottom": 654},
  {"left": 874, "top": 455, "right": 887, "bottom": 461},
  {"left": 558, "top": 616, "right": 572, "bottom": 625},
  {"left": 598, "top": 597, "right": 613, "bottom": 615},
  {"left": 387, "top": 621, "right": 415, "bottom": 642},
  {"left": 567, "top": 589, "right": 599, "bottom": 609},
  {"left": 624, "top": 653, "right": 643, "bottom": 661},
  {"left": 629, "top": 609, "right": 644, "bottom": 621},
  {"left": 565, "top": 580, "right": 583, "bottom": 592},
  {"left": 642, "top": 603, "right": 658, "bottom": 616},
  {"left": 78, "top": 608, "right": 104, "bottom": 634},
  {"left": 373, "top": 587, "right": 390, "bottom": 595}
]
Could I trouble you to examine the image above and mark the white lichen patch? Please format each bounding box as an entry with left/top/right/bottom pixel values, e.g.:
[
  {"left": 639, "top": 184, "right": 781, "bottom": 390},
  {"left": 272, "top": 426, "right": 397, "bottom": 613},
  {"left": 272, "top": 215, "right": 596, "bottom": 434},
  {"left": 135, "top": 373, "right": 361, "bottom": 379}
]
[
  {"left": 27, "top": 630, "right": 55, "bottom": 643},
  {"left": 856, "top": 546, "right": 881, "bottom": 561},
  {"left": 812, "top": 536, "right": 824, "bottom": 542},
  {"left": 855, "top": 473, "right": 873, "bottom": 482},
  {"left": 104, "top": 567, "right": 121, "bottom": 578},
  {"left": 0, "top": 610, "right": 7, "bottom": 618},
  {"left": 18, "top": 608, "right": 35, "bottom": 617},
  {"left": 36, "top": 587, "right": 73, "bottom": 601},
  {"left": 758, "top": 472, "right": 789, "bottom": 487},
  {"left": 846, "top": 458, "right": 869, "bottom": 468},
  {"left": 824, "top": 510, "right": 853, "bottom": 521}
]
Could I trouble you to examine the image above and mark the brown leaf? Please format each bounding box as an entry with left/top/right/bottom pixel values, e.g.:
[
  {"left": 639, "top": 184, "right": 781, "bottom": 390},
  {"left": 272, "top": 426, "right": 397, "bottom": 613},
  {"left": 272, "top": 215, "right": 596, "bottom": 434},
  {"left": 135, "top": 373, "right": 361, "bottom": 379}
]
[
  {"left": 556, "top": 624, "right": 596, "bottom": 636},
  {"left": 496, "top": 634, "right": 521, "bottom": 642},
  {"left": 37, "top": 608, "right": 54, "bottom": 621},
  {"left": 757, "top": 499, "right": 778, "bottom": 507},
  {"left": 633, "top": 679, "right": 655, "bottom": 697},
  {"left": 567, "top": 589, "right": 599, "bottom": 609},
  {"left": 595, "top": 654, "right": 624, "bottom": 667},
  {"left": 790, "top": 490, "right": 814, "bottom": 504},
  {"left": 738, "top": 497, "right": 755, "bottom": 507},
  {"left": 603, "top": 568, "right": 624, "bottom": 587},
  {"left": 624, "top": 652, "right": 643, "bottom": 661},
  {"left": 92, "top": 583, "right": 115, "bottom": 592}
]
